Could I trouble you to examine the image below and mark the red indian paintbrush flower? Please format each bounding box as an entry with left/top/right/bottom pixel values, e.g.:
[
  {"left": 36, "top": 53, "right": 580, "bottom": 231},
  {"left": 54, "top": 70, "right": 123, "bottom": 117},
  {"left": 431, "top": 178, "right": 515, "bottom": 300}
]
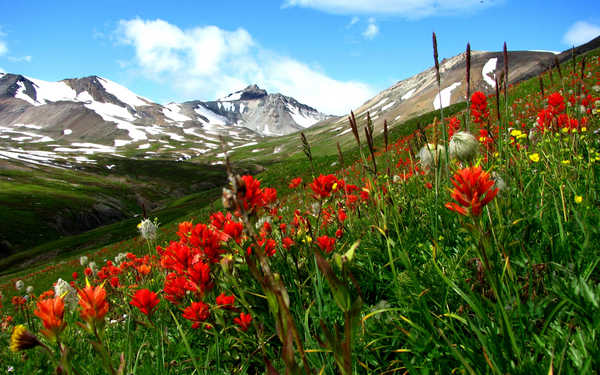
[
  {"left": 234, "top": 312, "right": 252, "bottom": 332},
  {"left": 215, "top": 293, "right": 235, "bottom": 309},
  {"left": 34, "top": 296, "right": 66, "bottom": 341},
  {"left": 316, "top": 235, "right": 336, "bottom": 253},
  {"left": 445, "top": 166, "right": 499, "bottom": 217},
  {"left": 78, "top": 282, "right": 109, "bottom": 326},
  {"left": 310, "top": 174, "right": 339, "bottom": 200},
  {"left": 289, "top": 177, "right": 302, "bottom": 189},
  {"left": 130, "top": 289, "right": 160, "bottom": 316},
  {"left": 470, "top": 91, "right": 489, "bottom": 124},
  {"left": 182, "top": 301, "right": 210, "bottom": 329}
]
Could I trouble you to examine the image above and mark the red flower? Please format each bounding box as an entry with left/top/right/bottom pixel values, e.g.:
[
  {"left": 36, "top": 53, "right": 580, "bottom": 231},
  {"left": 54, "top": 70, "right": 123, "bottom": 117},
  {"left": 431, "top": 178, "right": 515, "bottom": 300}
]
[
  {"left": 234, "top": 312, "right": 252, "bottom": 331},
  {"left": 34, "top": 296, "right": 66, "bottom": 340},
  {"left": 182, "top": 301, "right": 210, "bottom": 329},
  {"left": 130, "top": 289, "right": 160, "bottom": 316},
  {"left": 470, "top": 91, "right": 489, "bottom": 124},
  {"left": 187, "top": 261, "right": 212, "bottom": 296},
  {"left": 316, "top": 235, "right": 336, "bottom": 253},
  {"left": 109, "top": 276, "right": 120, "bottom": 288},
  {"left": 289, "top": 177, "right": 302, "bottom": 189},
  {"left": 445, "top": 166, "right": 499, "bottom": 217},
  {"left": 72, "top": 272, "right": 78, "bottom": 280},
  {"left": 78, "top": 283, "right": 109, "bottom": 326},
  {"left": 310, "top": 174, "right": 339, "bottom": 200},
  {"left": 223, "top": 220, "right": 244, "bottom": 243},
  {"left": 216, "top": 293, "right": 235, "bottom": 309},
  {"left": 282, "top": 237, "right": 295, "bottom": 250},
  {"left": 189, "top": 223, "right": 227, "bottom": 263},
  {"left": 257, "top": 237, "right": 277, "bottom": 257},
  {"left": 163, "top": 273, "right": 190, "bottom": 305},
  {"left": 84, "top": 267, "right": 93, "bottom": 277}
]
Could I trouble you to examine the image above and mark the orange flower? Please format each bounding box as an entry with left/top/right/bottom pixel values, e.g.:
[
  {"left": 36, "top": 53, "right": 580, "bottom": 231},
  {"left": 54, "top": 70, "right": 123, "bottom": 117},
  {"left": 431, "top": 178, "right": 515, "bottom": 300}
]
[
  {"left": 78, "top": 282, "right": 109, "bottom": 326},
  {"left": 445, "top": 166, "right": 498, "bottom": 217},
  {"left": 34, "top": 296, "right": 66, "bottom": 340}
]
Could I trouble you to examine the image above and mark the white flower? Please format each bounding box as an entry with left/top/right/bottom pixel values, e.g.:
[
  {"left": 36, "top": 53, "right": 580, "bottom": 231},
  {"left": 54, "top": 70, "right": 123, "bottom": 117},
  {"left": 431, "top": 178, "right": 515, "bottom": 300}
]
[
  {"left": 492, "top": 172, "right": 507, "bottom": 192},
  {"left": 114, "top": 252, "right": 128, "bottom": 265},
  {"left": 449, "top": 131, "right": 478, "bottom": 162},
  {"left": 88, "top": 262, "right": 98, "bottom": 275},
  {"left": 15, "top": 280, "right": 24, "bottom": 291},
  {"left": 418, "top": 143, "right": 446, "bottom": 170},
  {"left": 80, "top": 256, "right": 89, "bottom": 266},
  {"left": 54, "top": 278, "right": 78, "bottom": 310},
  {"left": 138, "top": 218, "right": 158, "bottom": 241},
  {"left": 26, "top": 286, "right": 34, "bottom": 294}
]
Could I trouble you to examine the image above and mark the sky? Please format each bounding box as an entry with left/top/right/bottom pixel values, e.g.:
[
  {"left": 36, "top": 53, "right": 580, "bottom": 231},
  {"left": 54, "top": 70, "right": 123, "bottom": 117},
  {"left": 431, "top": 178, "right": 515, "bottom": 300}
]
[{"left": 0, "top": 1, "right": 599, "bottom": 115}]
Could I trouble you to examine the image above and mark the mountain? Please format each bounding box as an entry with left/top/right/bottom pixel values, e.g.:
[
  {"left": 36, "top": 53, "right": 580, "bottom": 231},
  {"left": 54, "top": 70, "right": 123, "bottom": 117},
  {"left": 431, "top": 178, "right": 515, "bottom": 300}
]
[
  {"left": 315, "top": 36, "right": 600, "bottom": 135},
  {"left": 0, "top": 74, "right": 329, "bottom": 169}
]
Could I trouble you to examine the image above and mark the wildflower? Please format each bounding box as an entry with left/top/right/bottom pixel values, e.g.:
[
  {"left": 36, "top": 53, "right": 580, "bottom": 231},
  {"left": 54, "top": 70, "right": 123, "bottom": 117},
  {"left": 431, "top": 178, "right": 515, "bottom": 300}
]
[
  {"left": 470, "top": 91, "right": 489, "bottom": 124},
  {"left": 449, "top": 131, "right": 479, "bottom": 162},
  {"left": 26, "top": 286, "right": 34, "bottom": 294},
  {"left": 445, "top": 166, "right": 499, "bottom": 217},
  {"left": 234, "top": 312, "right": 252, "bottom": 331},
  {"left": 10, "top": 325, "right": 40, "bottom": 352},
  {"left": 163, "top": 273, "right": 190, "bottom": 305},
  {"left": 80, "top": 256, "right": 89, "bottom": 266},
  {"left": 15, "top": 280, "right": 24, "bottom": 291},
  {"left": 574, "top": 195, "right": 583, "bottom": 204},
  {"left": 138, "top": 218, "right": 158, "bottom": 241},
  {"left": 182, "top": 301, "right": 210, "bottom": 329},
  {"left": 130, "top": 289, "right": 160, "bottom": 316},
  {"left": 216, "top": 293, "right": 236, "bottom": 309},
  {"left": 310, "top": 174, "right": 339, "bottom": 199},
  {"left": 34, "top": 296, "right": 66, "bottom": 341},
  {"left": 54, "top": 278, "right": 79, "bottom": 310},
  {"left": 316, "top": 235, "right": 336, "bottom": 253},
  {"left": 529, "top": 153, "right": 540, "bottom": 163},
  {"left": 187, "top": 261, "right": 213, "bottom": 296},
  {"left": 78, "top": 282, "right": 109, "bottom": 328},
  {"left": 72, "top": 272, "right": 78, "bottom": 280},
  {"left": 282, "top": 237, "right": 295, "bottom": 250},
  {"left": 289, "top": 177, "right": 302, "bottom": 189}
]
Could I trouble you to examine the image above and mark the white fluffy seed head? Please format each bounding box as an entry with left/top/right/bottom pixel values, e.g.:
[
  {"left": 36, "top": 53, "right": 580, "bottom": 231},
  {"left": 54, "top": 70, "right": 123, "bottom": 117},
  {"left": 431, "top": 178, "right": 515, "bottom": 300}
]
[
  {"left": 138, "top": 218, "right": 158, "bottom": 241},
  {"left": 54, "top": 278, "right": 78, "bottom": 310},
  {"left": 449, "top": 131, "right": 479, "bottom": 162},
  {"left": 15, "top": 280, "right": 24, "bottom": 291},
  {"left": 418, "top": 143, "right": 446, "bottom": 170},
  {"left": 80, "top": 256, "right": 89, "bottom": 266}
]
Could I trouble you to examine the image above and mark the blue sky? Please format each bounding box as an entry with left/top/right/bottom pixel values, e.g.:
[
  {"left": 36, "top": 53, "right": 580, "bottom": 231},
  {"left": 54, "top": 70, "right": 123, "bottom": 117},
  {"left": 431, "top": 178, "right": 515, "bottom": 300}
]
[{"left": 1, "top": 0, "right": 599, "bottom": 114}]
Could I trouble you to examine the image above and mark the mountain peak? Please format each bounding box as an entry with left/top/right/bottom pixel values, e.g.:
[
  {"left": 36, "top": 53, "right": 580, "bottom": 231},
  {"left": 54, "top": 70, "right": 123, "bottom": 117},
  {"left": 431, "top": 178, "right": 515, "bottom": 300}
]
[{"left": 240, "top": 84, "right": 267, "bottom": 100}]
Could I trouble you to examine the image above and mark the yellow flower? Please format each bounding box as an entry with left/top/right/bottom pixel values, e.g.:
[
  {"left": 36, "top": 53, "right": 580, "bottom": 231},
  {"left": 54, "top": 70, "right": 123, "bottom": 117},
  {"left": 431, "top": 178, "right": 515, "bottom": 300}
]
[
  {"left": 574, "top": 195, "right": 583, "bottom": 204},
  {"left": 510, "top": 129, "right": 522, "bottom": 137},
  {"left": 529, "top": 153, "right": 540, "bottom": 163},
  {"left": 582, "top": 127, "right": 587, "bottom": 132},
  {"left": 561, "top": 160, "right": 570, "bottom": 165},
  {"left": 10, "top": 325, "right": 40, "bottom": 352},
  {"left": 561, "top": 127, "right": 569, "bottom": 134},
  {"left": 302, "top": 235, "right": 312, "bottom": 244}
]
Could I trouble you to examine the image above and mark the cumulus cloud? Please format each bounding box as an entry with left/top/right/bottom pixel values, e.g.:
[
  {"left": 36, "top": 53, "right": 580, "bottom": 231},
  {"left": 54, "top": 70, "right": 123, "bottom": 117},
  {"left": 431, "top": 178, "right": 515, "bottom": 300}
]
[
  {"left": 362, "top": 18, "right": 379, "bottom": 39},
  {"left": 347, "top": 16, "right": 360, "bottom": 28},
  {"left": 562, "top": 21, "right": 600, "bottom": 46},
  {"left": 282, "top": 0, "right": 497, "bottom": 18},
  {"left": 116, "top": 18, "right": 374, "bottom": 115}
]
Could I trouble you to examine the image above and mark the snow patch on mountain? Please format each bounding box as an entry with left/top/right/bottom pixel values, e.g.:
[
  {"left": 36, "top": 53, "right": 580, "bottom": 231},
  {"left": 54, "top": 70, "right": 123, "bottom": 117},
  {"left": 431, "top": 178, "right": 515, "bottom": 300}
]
[
  {"left": 194, "top": 104, "right": 228, "bottom": 125},
  {"left": 482, "top": 58, "right": 498, "bottom": 88},
  {"left": 401, "top": 88, "right": 416, "bottom": 100},
  {"left": 433, "top": 82, "right": 461, "bottom": 110},
  {"left": 97, "top": 77, "right": 150, "bottom": 107},
  {"left": 163, "top": 103, "right": 191, "bottom": 122}
]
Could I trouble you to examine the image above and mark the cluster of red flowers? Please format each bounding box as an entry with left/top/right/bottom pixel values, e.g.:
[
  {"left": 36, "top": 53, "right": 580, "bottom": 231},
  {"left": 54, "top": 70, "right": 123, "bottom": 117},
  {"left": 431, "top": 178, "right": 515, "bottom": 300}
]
[
  {"left": 470, "top": 91, "right": 489, "bottom": 125},
  {"left": 447, "top": 116, "right": 461, "bottom": 139}
]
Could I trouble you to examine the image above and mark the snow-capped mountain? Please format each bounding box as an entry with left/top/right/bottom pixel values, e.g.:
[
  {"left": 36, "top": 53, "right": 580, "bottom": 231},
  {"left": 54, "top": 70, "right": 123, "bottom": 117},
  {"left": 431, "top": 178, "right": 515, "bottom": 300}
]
[
  {"left": 180, "top": 84, "right": 330, "bottom": 136},
  {"left": 0, "top": 75, "right": 329, "bottom": 168}
]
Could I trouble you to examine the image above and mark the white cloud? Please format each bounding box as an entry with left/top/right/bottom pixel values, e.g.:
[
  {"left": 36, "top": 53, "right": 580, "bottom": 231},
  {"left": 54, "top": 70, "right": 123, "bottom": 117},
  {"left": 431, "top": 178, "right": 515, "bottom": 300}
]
[
  {"left": 562, "top": 21, "right": 600, "bottom": 46},
  {"left": 7, "top": 55, "right": 31, "bottom": 63},
  {"left": 116, "top": 18, "right": 374, "bottom": 115},
  {"left": 283, "top": 0, "right": 496, "bottom": 18},
  {"left": 347, "top": 16, "right": 360, "bottom": 28},
  {"left": 363, "top": 18, "right": 379, "bottom": 39}
]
